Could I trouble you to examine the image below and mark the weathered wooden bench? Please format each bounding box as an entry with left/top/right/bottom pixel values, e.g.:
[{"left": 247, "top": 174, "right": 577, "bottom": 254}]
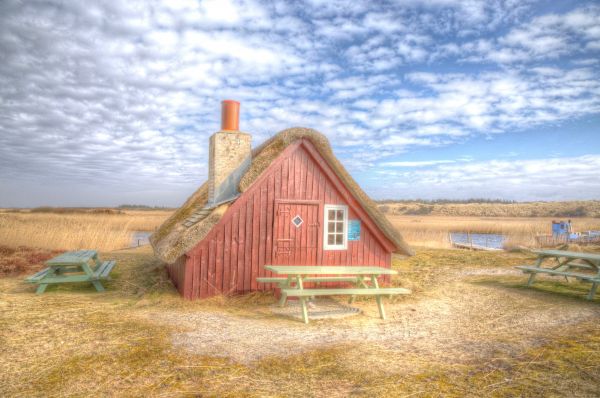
[
  {"left": 516, "top": 266, "right": 600, "bottom": 281},
  {"left": 94, "top": 260, "right": 117, "bottom": 279},
  {"left": 25, "top": 251, "right": 116, "bottom": 294},
  {"left": 26, "top": 267, "right": 52, "bottom": 283},
  {"left": 515, "top": 250, "right": 600, "bottom": 300}
]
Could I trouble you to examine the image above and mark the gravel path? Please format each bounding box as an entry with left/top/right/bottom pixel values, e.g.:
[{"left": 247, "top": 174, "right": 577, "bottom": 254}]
[{"left": 145, "top": 268, "right": 600, "bottom": 364}]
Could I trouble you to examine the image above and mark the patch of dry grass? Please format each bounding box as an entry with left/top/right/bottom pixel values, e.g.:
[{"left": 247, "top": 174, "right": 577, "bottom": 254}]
[
  {"left": 1, "top": 247, "right": 599, "bottom": 397},
  {"left": 0, "top": 210, "right": 172, "bottom": 251},
  {"left": 388, "top": 215, "right": 600, "bottom": 248},
  {"left": 119, "top": 210, "right": 174, "bottom": 231},
  {"left": 3, "top": 293, "right": 598, "bottom": 397},
  {"left": 0, "top": 245, "right": 62, "bottom": 276},
  {"left": 245, "top": 326, "right": 600, "bottom": 397},
  {"left": 391, "top": 247, "right": 533, "bottom": 293}
]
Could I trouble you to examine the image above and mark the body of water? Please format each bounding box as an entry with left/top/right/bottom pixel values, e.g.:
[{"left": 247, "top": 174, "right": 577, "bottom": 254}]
[
  {"left": 131, "top": 231, "right": 152, "bottom": 248},
  {"left": 450, "top": 232, "right": 506, "bottom": 250}
]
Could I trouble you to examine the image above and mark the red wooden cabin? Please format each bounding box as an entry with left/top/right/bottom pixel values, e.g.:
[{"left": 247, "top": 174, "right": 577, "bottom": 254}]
[{"left": 151, "top": 101, "right": 412, "bottom": 299}]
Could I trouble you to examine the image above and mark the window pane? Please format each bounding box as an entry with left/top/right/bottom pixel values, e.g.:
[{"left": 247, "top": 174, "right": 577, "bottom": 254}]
[
  {"left": 328, "top": 209, "right": 335, "bottom": 219},
  {"left": 335, "top": 234, "right": 343, "bottom": 245},
  {"left": 336, "top": 221, "right": 344, "bottom": 232},
  {"left": 328, "top": 222, "right": 335, "bottom": 233},
  {"left": 336, "top": 210, "right": 344, "bottom": 220},
  {"left": 327, "top": 235, "right": 335, "bottom": 245}
]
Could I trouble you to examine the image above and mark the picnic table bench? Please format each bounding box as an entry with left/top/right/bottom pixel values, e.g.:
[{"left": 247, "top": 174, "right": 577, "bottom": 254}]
[
  {"left": 25, "top": 250, "right": 116, "bottom": 294},
  {"left": 258, "top": 265, "right": 411, "bottom": 323},
  {"left": 515, "top": 250, "right": 600, "bottom": 300}
]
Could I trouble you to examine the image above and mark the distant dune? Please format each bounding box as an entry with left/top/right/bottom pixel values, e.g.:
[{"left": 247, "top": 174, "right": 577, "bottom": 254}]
[{"left": 377, "top": 200, "right": 600, "bottom": 218}]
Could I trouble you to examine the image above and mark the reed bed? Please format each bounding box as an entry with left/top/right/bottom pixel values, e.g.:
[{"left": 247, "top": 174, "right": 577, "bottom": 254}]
[
  {"left": 117, "top": 210, "right": 173, "bottom": 231},
  {"left": 387, "top": 215, "right": 600, "bottom": 249},
  {"left": 0, "top": 211, "right": 171, "bottom": 251},
  {"left": 2, "top": 209, "right": 599, "bottom": 252}
]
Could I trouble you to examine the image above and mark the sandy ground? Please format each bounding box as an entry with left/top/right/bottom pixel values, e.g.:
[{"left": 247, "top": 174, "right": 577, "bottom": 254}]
[{"left": 145, "top": 268, "right": 600, "bottom": 364}]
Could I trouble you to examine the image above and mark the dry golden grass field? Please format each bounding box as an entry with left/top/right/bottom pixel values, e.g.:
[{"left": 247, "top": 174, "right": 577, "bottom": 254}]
[
  {"left": 1, "top": 246, "right": 599, "bottom": 397},
  {"left": 0, "top": 209, "right": 171, "bottom": 251},
  {"left": 388, "top": 215, "right": 600, "bottom": 248},
  {"left": 1, "top": 206, "right": 599, "bottom": 397},
  {"left": 2, "top": 204, "right": 599, "bottom": 252}
]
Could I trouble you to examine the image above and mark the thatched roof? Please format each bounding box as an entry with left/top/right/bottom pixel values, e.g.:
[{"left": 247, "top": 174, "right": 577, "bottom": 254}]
[{"left": 151, "top": 127, "right": 413, "bottom": 263}]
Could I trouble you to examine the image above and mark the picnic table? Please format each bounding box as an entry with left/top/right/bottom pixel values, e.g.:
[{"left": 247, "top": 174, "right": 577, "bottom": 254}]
[
  {"left": 25, "top": 250, "right": 116, "bottom": 294},
  {"left": 258, "top": 265, "right": 411, "bottom": 323},
  {"left": 516, "top": 250, "right": 600, "bottom": 300}
]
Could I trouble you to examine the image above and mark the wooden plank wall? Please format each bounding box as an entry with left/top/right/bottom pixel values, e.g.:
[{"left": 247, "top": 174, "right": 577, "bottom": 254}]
[
  {"left": 166, "top": 255, "right": 186, "bottom": 296},
  {"left": 180, "top": 139, "right": 394, "bottom": 299}
]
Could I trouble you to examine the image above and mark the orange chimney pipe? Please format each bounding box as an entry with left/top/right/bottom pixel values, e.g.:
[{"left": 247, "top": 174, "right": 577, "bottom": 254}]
[{"left": 221, "top": 100, "right": 240, "bottom": 131}]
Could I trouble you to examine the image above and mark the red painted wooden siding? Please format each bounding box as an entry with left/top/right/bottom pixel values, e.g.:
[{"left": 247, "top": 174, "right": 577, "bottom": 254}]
[
  {"left": 178, "top": 138, "right": 395, "bottom": 299},
  {"left": 166, "top": 255, "right": 186, "bottom": 295}
]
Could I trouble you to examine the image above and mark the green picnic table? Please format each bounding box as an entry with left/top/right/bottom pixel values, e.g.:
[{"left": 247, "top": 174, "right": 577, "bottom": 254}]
[
  {"left": 516, "top": 250, "right": 600, "bottom": 300},
  {"left": 25, "top": 250, "right": 116, "bottom": 294},
  {"left": 258, "top": 265, "right": 411, "bottom": 323}
]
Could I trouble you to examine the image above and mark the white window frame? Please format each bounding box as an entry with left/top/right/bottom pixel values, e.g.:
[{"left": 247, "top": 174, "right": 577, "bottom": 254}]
[{"left": 323, "top": 204, "right": 348, "bottom": 250}]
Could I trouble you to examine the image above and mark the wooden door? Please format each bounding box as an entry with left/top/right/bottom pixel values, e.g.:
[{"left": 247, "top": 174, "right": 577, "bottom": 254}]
[{"left": 273, "top": 201, "right": 320, "bottom": 265}]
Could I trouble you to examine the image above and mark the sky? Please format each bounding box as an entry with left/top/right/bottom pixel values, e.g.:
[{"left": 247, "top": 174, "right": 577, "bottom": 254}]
[{"left": 0, "top": 0, "right": 599, "bottom": 207}]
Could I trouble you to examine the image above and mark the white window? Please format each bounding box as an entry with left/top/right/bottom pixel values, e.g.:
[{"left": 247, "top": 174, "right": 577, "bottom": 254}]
[{"left": 323, "top": 204, "right": 348, "bottom": 250}]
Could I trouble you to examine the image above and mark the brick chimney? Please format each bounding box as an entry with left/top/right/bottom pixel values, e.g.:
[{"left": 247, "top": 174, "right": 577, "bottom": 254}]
[{"left": 207, "top": 100, "right": 252, "bottom": 207}]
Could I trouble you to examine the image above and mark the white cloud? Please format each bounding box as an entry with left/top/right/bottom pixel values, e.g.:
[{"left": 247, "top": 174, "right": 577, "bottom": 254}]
[
  {"left": 371, "top": 67, "right": 599, "bottom": 138},
  {"left": 461, "top": 5, "right": 600, "bottom": 63},
  {"left": 0, "top": 0, "right": 598, "bottom": 206},
  {"left": 369, "top": 155, "right": 600, "bottom": 201},
  {"left": 381, "top": 160, "right": 456, "bottom": 167}
]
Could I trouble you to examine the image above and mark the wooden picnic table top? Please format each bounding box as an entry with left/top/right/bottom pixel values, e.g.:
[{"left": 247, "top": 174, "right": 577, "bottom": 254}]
[
  {"left": 27, "top": 251, "right": 116, "bottom": 294},
  {"left": 264, "top": 265, "right": 397, "bottom": 276},
  {"left": 518, "top": 249, "right": 600, "bottom": 300},
  {"left": 46, "top": 250, "right": 97, "bottom": 266},
  {"left": 532, "top": 250, "right": 600, "bottom": 262}
]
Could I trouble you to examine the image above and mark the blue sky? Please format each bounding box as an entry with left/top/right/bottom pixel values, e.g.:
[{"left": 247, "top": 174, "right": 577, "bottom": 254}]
[{"left": 0, "top": 0, "right": 599, "bottom": 207}]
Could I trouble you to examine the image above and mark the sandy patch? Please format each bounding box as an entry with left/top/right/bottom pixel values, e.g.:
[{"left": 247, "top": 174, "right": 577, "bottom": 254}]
[{"left": 144, "top": 275, "right": 600, "bottom": 364}]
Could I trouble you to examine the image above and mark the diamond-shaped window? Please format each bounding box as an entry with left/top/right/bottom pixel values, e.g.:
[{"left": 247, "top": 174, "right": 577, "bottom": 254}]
[{"left": 292, "top": 215, "right": 303, "bottom": 227}]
